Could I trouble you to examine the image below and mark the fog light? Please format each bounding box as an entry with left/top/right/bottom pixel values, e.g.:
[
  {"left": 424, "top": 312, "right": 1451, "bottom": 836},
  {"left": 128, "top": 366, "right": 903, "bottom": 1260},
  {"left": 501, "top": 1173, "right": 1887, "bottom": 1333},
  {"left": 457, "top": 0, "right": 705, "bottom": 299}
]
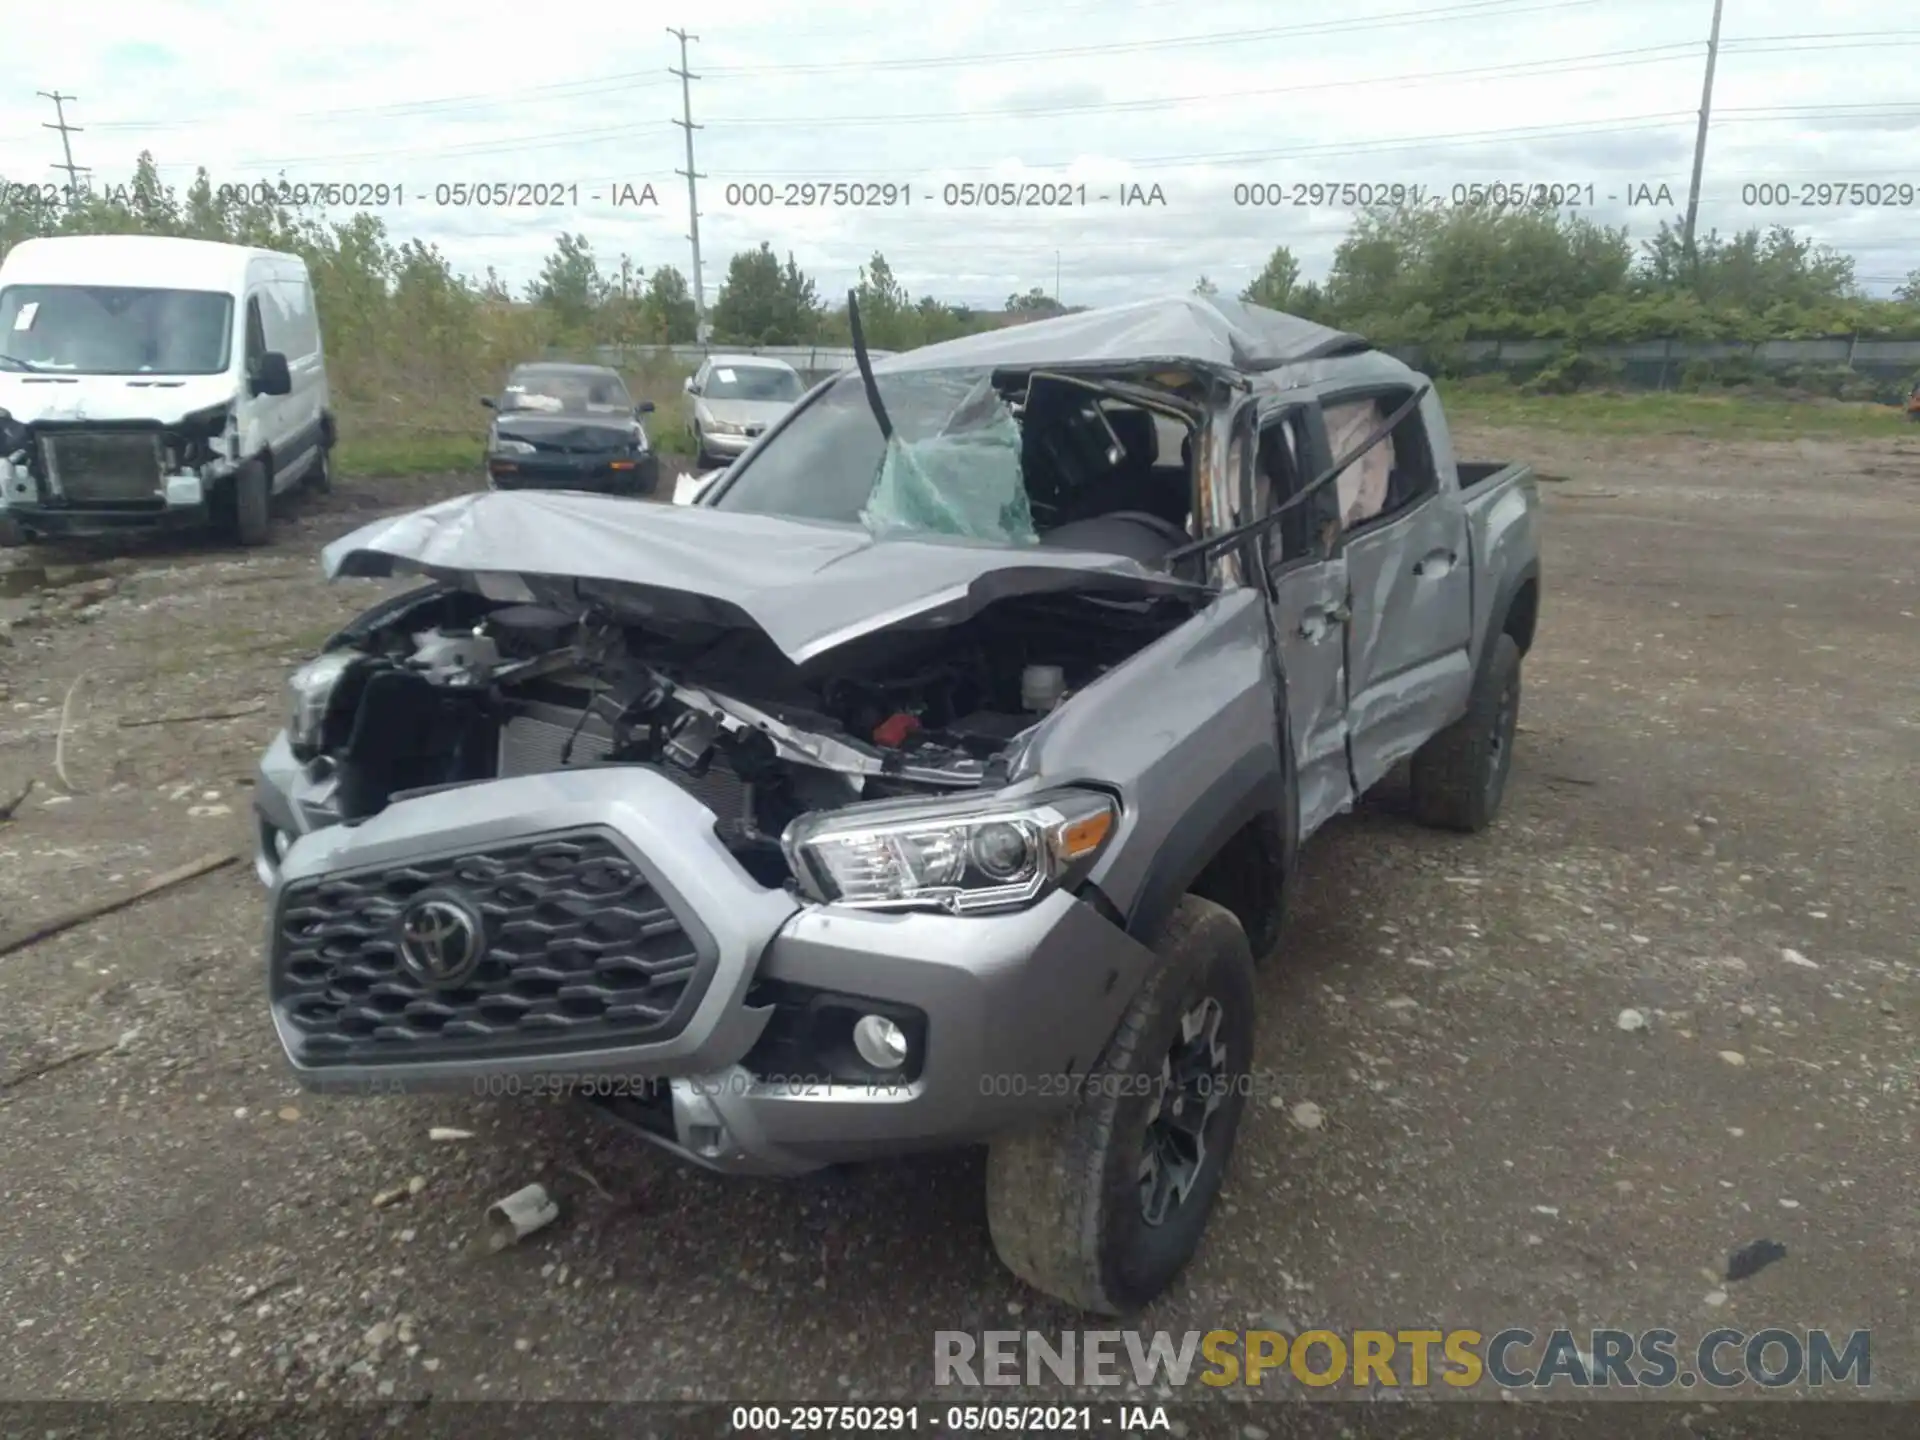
[
  {"left": 273, "top": 828, "right": 293, "bottom": 860},
  {"left": 852, "top": 1014, "right": 909, "bottom": 1070}
]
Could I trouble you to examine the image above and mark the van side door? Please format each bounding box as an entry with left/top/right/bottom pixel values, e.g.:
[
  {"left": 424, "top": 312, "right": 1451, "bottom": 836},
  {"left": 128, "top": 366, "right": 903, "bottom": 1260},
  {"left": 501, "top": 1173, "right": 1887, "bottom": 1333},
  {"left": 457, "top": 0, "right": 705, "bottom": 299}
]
[
  {"left": 1248, "top": 393, "right": 1355, "bottom": 841},
  {"left": 278, "top": 275, "right": 326, "bottom": 476},
  {"left": 1325, "top": 384, "right": 1474, "bottom": 795}
]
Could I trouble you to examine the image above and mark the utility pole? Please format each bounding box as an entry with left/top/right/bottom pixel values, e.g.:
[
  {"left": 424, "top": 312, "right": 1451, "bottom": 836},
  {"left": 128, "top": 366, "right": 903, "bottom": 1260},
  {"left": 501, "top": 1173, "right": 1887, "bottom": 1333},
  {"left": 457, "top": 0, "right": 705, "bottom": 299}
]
[
  {"left": 668, "top": 29, "right": 710, "bottom": 344},
  {"left": 37, "top": 91, "right": 89, "bottom": 201},
  {"left": 1680, "top": 0, "right": 1725, "bottom": 264},
  {"left": 1055, "top": 250, "right": 1061, "bottom": 303}
]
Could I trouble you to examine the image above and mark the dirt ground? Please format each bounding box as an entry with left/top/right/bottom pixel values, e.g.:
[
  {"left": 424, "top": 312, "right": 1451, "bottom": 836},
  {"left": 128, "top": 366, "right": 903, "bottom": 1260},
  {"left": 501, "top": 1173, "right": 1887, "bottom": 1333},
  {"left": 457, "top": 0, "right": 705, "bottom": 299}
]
[{"left": 0, "top": 432, "right": 1914, "bottom": 1431}]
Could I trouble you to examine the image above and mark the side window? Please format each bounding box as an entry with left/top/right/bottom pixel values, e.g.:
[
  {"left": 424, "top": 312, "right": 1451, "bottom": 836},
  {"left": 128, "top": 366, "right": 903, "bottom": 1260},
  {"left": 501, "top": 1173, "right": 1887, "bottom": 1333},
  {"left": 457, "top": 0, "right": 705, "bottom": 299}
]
[
  {"left": 1326, "top": 390, "right": 1439, "bottom": 532},
  {"left": 277, "top": 280, "right": 317, "bottom": 359},
  {"left": 244, "top": 295, "right": 266, "bottom": 366},
  {"left": 1258, "top": 408, "right": 1327, "bottom": 565}
]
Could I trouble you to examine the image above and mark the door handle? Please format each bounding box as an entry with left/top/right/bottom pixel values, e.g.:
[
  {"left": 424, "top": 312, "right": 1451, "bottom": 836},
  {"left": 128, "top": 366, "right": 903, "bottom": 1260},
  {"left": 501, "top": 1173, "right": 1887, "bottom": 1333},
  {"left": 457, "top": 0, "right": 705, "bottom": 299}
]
[
  {"left": 1297, "top": 600, "right": 1350, "bottom": 639},
  {"left": 1412, "top": 549, "right": 1458, "bottom": 577}
]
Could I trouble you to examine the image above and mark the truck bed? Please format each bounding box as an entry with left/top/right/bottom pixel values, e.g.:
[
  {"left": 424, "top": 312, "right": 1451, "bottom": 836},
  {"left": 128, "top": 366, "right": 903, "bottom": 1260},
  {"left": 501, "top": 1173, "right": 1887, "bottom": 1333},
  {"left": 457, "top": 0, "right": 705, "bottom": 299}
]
[{"left": 1459, "top": 459, "right": 1540, "bottom": 670}]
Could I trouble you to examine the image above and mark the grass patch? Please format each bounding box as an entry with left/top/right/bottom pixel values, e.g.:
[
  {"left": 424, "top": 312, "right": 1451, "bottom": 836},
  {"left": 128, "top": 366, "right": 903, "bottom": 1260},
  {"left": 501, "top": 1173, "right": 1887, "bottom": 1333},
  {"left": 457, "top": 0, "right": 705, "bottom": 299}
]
[
  {"left": 336, "top": 428, "right": 479, "bottom": 477},
  {"left": 1443, "top": 381, "right": 1915, "bottom": 440},
  {"left": 335, "top": 382, "right": 696, "bottom": 478}
]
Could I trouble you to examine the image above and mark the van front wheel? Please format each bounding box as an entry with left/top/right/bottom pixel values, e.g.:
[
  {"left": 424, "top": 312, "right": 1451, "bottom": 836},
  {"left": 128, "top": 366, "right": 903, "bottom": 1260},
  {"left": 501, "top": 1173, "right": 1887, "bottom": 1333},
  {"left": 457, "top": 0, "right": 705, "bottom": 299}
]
[{"left": 229, "top": 461, "right": 271, "bottom": 546}]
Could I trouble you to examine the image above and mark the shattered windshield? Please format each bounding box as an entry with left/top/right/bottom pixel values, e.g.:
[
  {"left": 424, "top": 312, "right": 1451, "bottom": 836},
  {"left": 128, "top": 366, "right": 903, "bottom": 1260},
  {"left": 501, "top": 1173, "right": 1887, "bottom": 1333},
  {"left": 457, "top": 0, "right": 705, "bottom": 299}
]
[
  {"left": 0, "top": 284, "right": 233, "bottom": 376},
  {"left": 500, "top": 367, "right": 633, "bottom": 415},
  {"left": 704, "top": 364, "right": 804, "bottom": 401},
  {"left": 708, "top": 366, "right": 1036, "bottom": 545}
]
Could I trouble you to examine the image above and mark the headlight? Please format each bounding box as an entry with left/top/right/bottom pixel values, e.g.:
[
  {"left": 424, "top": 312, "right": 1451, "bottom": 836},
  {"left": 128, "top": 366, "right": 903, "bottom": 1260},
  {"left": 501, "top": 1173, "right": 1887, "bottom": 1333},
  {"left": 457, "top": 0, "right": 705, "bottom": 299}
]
[
  {"left": 707, "top": 420, "right": 746, "bottom": 435},
  {"left": 285, "top": 650, "right": 364, "bottom": 760},
  {"left": 781, "top": 788, "right": 1117, "bottom": 915},
  {"left": 492, "top": 438, "right": 536, "bottom": 456}
]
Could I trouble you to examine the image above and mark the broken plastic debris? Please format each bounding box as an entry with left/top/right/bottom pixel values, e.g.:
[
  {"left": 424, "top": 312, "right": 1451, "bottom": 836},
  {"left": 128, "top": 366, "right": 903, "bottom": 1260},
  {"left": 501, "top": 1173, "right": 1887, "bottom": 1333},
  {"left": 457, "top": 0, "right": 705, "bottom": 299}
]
[
  {"left": 487, "top": 1183, "right": 559, "bottom": 1250},
  {"left": 1616, "top": 1008, "right": 1648, "bottom": 1032},
  {"left": 1725, "top": 1238, "right": 1787, "bottom": 1283},
  {"left": 428, "top": 1126, "right": 474, "bottom": 1142},
  {"left": 1780, "top": 948, "right": 1818, "bottom": 969}
]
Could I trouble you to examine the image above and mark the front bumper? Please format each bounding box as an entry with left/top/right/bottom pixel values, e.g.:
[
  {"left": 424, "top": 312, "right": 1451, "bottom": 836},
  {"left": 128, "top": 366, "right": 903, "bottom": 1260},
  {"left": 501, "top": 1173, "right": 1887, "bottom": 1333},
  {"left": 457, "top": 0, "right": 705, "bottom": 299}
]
[
  {"left": 254, "top": 756, "right": 1158, "bottom": 1175},
  {"left": 1, "top": 460, "right": 217, "bottom": 537},
  {"left": 698, "top": 428, "right": 757, "bottom": 457},
  {"left": 486, "top": 451, "right": 660, "bottom": 495}
]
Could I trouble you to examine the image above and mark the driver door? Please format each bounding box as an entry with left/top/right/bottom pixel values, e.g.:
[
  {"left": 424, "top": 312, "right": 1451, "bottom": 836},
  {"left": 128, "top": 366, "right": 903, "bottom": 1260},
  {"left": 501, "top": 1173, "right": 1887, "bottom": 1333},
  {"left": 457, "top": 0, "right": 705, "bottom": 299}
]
[{"left": 1242, "top": 396, "right": 1354, "bottom": 840}]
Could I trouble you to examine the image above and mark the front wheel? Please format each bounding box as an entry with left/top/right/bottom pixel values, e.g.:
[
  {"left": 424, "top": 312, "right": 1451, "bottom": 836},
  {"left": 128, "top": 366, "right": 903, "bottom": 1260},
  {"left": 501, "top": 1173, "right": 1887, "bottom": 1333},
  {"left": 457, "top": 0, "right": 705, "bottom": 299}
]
[
  {"left": 1408, "top": 631, "right": 1521, "bottom": 832},
  {"left": 984, "top": 894, "right": 1256, "bottom": 1314},
  {"left": 229, "top": 460, "right": 271, "bottom": 546}
]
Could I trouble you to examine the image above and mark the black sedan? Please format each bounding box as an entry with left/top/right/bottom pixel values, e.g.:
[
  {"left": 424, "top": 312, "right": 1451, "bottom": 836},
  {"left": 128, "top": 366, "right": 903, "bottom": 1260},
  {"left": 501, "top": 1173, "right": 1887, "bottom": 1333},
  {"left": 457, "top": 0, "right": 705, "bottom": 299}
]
[{"left": 481, "top": 362, "right": 661, "bottom": 496}]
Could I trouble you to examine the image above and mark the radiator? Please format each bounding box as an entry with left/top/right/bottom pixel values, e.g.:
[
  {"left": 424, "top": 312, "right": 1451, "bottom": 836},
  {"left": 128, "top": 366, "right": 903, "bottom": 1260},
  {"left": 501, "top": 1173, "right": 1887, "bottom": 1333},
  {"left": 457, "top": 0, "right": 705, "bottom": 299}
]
[
  {"left": 39, "top": 432, "right": 167, "bottom": 504},
  {"left": 496, "top": 710, "right": 752, "bottom": 838}
]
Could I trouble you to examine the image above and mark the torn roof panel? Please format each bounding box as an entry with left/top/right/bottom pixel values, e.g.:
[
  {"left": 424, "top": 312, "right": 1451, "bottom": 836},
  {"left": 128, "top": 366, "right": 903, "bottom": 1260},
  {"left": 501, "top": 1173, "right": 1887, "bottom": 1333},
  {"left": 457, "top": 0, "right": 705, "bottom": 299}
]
[{"left": 873, "top": 295, "right": 1371, "bottom": 377}]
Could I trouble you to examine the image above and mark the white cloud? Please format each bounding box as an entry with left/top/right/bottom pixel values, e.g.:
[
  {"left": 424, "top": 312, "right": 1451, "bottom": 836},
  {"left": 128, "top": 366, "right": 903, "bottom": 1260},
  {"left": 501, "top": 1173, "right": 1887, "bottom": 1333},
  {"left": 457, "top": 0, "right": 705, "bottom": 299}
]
[{"left": 3, "top": 0, "right": 1915, "bottom": 303}]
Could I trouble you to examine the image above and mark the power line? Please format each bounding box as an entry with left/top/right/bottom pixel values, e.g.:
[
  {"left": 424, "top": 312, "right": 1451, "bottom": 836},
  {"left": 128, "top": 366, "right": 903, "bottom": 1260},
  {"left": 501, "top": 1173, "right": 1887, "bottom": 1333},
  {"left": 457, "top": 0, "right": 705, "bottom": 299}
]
[
  {"left": 700, "top": 0, "right": 1604, "bottom": 74},
  {"left": 669, "top": 27, "right": 710, "bottom": 342},
  {"left": 699, "top": 43, "right": 1703, "bottom": 127},
  {"left": 88, "top": 74, "right": 678, "bottom": 133},
  {"left": 37, "top": 91, "right": 88, "bottom": 198},
  {"left": 136, "top": 40, "right": 1703, "bottom": 174}
]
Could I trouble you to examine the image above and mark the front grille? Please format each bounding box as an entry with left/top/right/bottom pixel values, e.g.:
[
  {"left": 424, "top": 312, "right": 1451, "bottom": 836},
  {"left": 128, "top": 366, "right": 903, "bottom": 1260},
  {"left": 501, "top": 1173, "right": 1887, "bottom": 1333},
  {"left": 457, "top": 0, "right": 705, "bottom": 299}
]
[
  {"left": 497, "top": 709, "right": 753, "bottom": 840},
  {"left": 271, "top": 829, "right": 714, "bottom": 1065},
  {"left": 39, "top": 432, "right": 166, "bottom": 505}
]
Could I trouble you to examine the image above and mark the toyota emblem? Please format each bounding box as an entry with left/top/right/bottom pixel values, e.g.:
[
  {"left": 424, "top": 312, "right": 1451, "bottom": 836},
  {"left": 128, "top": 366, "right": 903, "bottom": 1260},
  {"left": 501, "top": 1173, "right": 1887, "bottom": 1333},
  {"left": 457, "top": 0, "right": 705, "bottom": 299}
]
[{"left": 396, "top": 894, "right": 485, "bottom": 987}]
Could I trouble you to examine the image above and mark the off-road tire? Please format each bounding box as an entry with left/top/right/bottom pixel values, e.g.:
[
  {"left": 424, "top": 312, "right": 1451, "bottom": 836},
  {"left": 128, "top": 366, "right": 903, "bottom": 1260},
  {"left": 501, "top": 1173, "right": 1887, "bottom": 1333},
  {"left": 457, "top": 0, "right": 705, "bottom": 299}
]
[
  {"left": 1408, "top": 631, "right": 1521, "bottom": 832},
  {"left": 231, "top": 460, "right": 271, "bottom": 547},
  {"left": 984, "top": 894, "right": 1256, "bottom": 1314},
  {"left": 308, "top": 445, "right": 333, "bottom": 493}
]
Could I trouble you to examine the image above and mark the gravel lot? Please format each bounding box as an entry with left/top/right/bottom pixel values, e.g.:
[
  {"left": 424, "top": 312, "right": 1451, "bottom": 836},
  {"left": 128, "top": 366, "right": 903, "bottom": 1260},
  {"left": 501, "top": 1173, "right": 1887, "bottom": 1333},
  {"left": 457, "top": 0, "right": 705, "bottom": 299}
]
[{"left": 0, "top": 431, "right": 1914, "bottom": 1434}]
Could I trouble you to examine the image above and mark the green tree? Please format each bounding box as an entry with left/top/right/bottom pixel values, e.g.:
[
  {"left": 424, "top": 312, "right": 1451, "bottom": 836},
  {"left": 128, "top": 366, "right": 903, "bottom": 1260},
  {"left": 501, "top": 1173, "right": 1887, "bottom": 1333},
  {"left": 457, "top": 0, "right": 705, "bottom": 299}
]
[
  {"left": 711, "top": 242, "right": 822, "bottom": 344},
  {"left": 1005, "top": 286, "right": 1058, "bottom": 314},
  {"left": 853, "top": 251, "right": 919, "bottom": 349},
  {"left": 1240, "top": 246, "right": 1300, "bottom": 309},
  {"left": 1192, "top": 274, "right": 1219, "bottom": 297},
  {"left": 526, "top": 233, "right": 607, "bottom": 334},
  {"left": 1898, "top": 268, "right": 1920, "bottom": 306},
  {"left": 642, "top": 265, "right": 698, "bottom": 342}
]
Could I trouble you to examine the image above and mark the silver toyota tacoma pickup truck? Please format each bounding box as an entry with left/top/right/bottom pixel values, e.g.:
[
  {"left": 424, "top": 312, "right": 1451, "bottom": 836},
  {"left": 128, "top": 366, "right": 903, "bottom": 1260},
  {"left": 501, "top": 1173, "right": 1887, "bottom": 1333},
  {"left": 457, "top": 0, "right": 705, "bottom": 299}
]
[{"left": 252, "top": 296, "right": 1541, "bottom": 1314}]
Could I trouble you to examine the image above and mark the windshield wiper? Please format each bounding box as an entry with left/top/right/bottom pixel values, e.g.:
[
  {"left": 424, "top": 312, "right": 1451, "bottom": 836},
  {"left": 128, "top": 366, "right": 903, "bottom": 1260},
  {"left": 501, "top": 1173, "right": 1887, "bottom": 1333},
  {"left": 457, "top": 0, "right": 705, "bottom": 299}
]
[
  {"left": 845, "top": 289, "right": 894, "bottom": 442},
  {"left": 0, "top": 355, "right": 42, "bottom": 373}
]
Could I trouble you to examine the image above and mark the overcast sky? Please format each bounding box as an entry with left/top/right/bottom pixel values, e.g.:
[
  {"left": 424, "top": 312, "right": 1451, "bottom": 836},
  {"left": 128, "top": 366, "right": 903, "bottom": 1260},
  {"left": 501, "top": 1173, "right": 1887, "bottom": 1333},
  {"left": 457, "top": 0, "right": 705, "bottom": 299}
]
[{"left": 2, "top": 0, "right": 1914, "bottom": 308}]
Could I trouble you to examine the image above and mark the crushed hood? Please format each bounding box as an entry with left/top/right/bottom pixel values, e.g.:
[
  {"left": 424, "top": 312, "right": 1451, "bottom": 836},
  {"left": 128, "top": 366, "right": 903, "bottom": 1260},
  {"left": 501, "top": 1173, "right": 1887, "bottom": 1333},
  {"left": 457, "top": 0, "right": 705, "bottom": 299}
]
[
  {"left": 322, "top": 489, "right": 1210, "bottom": 666},
  {"left": 0, "top": 371, "right": 237, "bottom": 426},
  {"left": 492, "top": 411, "right": 641, "bottom": 450}
]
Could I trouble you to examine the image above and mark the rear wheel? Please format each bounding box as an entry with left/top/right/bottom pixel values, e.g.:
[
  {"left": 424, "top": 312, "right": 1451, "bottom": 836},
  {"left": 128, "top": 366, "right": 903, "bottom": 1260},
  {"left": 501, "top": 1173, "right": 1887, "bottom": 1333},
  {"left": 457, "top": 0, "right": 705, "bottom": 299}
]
[
  {"left": 984, "top": 894, "right": 1256, "bottom": 1314},
  {"left": 307, "top": 444, "right": 333, "bottom": 493},
  {"left": 1408, "top": 631, "right": 1521, "bottom": 832}
]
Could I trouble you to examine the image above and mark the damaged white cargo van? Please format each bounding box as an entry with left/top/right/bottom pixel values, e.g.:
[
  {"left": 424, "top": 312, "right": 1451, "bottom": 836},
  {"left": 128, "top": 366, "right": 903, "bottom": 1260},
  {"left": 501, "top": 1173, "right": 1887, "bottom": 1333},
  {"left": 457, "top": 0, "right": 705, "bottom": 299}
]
[{"left": 0, "top": 234, "right": 334, "bottom": 547}]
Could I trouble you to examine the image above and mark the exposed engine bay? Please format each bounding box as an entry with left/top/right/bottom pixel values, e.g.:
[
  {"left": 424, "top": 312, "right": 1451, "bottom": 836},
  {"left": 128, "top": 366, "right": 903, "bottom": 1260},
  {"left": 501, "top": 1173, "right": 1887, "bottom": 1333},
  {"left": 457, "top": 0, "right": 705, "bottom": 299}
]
[{"left": 289, "top": 580, "right": 1204, "bottom": 886}]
